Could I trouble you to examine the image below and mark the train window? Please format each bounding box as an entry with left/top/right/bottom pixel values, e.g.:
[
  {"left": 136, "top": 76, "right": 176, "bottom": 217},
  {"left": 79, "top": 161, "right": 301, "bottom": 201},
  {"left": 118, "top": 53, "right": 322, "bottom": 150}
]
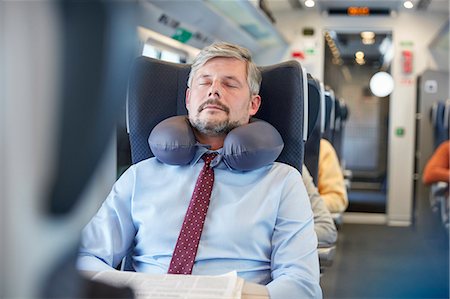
[
  {"left": 160, "top": 50, "right": 183, "bottom": 63},
  {"left": 141, "top": 40, "right": 187, "bottom": 63},
  {"left": 142, "top": 44, "right": 160, "bottom": 59}
]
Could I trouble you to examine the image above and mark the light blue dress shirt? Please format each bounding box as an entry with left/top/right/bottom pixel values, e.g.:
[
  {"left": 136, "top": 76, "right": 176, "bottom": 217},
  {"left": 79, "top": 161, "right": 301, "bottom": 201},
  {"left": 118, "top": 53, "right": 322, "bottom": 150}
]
[{"left": 78, "top": 147, "right": 322, "bottom": 299}]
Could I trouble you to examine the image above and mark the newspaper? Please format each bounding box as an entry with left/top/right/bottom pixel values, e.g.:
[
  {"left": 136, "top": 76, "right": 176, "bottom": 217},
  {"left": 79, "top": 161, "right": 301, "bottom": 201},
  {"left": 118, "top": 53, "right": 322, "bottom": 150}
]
[{"left": 88, "top": 270, "right": 244, "bottom": 299}]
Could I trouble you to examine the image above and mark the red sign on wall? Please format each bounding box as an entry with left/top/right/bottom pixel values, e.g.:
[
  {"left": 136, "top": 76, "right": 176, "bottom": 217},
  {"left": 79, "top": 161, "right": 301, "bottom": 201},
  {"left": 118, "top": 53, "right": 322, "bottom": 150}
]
[
  {"left": 291, "top": 51, "right": 305, "bottom": 60},
  {"left": 401, "top": 50, "right": 413, "bottom": 74}
]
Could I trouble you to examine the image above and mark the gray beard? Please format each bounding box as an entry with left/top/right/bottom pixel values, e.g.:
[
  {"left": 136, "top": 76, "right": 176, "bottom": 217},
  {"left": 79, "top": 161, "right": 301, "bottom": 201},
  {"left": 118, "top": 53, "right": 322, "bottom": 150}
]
[{"left": 190, "top": 118, "right": 241, "bottom": 137}]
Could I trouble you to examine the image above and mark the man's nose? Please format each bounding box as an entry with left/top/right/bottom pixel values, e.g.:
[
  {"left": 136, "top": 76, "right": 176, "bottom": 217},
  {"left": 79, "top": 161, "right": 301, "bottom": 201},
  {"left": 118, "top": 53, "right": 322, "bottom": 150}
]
[{"left": 208, "top": 81, "right": 221, "bottom": 98}]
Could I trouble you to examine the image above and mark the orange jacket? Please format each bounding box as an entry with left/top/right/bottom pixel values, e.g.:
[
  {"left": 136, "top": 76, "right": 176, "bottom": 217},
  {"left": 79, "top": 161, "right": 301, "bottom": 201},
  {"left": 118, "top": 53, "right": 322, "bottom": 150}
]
[
  {"left": 422, "top": 140, "right": 450, "bottom": 185},
  {"left": 318, "top": 139, "right": 348, "bottom": 213}
]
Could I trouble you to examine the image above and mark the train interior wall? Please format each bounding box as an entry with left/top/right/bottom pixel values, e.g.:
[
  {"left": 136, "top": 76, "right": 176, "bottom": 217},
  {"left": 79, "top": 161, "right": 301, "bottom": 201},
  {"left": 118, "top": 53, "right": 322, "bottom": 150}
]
[{"left": 270, "top": 6, "right": 449, "bottom": 225}]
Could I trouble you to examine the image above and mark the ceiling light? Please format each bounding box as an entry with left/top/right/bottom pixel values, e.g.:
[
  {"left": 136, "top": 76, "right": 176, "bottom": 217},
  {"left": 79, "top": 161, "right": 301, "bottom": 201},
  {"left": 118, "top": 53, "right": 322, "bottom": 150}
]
[
  {"left": 355, "top": 51, "right": 365, "bottom": 59},
  {"left": 362, "top": 38, "right": 375, "bottom": 45},
  {"left": 355, "top": 58, "right": 366, "bottom": 65},
  {"left": 304, "top": 0, "right": 315, "bottom": 8},
  {"left": 361, "top": 31, "right": 375, "bottom": 45},
  {"left": 370, "top": 72, "right": 394, "bottom": 97},
  {"left": 360, "top": 31, "right": 375, "bottom": 39},
  {"left": 403, "top": 1, "right": 414, "bottom": 9}
]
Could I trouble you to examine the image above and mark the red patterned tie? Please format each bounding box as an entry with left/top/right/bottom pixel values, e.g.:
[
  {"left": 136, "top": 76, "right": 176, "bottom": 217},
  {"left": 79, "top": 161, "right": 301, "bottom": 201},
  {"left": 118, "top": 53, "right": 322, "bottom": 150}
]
[{"left": 168, "top": 153, "right": 217, "bottom": 274}]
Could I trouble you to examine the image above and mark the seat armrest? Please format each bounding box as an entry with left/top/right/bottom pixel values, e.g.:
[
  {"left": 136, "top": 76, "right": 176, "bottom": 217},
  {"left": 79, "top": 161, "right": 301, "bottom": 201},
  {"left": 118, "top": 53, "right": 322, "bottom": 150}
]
[
  {"left": 318, "top": 244, "right": 336, "bottom": 273},
  {"left": 343, "top": 169, "right": 352, "bottom": 189},
  {"left": 431, "top": 182, "right": 449, "bottom": 197},
  {"left": 331, "top": 212, "right": 343, "bottom": 229},
  {"left": 343, "top": 169, "right": 352, "bottom": 180},
  {"left": 429, "top": 182, "right": 449, "bottom": 212}
]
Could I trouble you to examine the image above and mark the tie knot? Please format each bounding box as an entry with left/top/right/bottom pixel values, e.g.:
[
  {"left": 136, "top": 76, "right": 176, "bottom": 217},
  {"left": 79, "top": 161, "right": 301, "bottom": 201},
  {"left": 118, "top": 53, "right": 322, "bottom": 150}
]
[{"left": 202, "top": 152, "right": 217, "bottom": 167}]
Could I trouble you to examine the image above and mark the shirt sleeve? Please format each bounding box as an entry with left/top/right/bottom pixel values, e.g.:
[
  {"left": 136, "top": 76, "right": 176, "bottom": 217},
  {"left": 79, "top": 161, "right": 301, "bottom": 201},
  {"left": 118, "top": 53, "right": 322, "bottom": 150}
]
[
  {"left": 318, "top": 139, "right": 348, "bottom": 213},
  {"left": 266, "top": 169, "right": 322, "bottom": 299},
  {"left": 302, "top": 165, "right": 338, "bottom": 246},
  {"left": 422, "top": 141, "right": 450, "bottom": 185},
  {"left": 77, "top": 166, "right": 137, "bottom": 271}
]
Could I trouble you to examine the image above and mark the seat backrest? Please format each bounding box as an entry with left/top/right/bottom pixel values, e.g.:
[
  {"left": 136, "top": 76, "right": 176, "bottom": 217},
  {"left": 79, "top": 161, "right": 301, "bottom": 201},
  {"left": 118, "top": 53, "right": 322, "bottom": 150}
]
[
  {"left": 256, "top": 61, "right": 307, "bottom": 172},
  {"left": 431, "top": 100, "right": 449, "bottom": 149},
  {"left": 323, "top": 90, "right": 334, "bottom": 143},
  {"left": 304, "top": 74, "right": 323, "bottom": 184},
  {"left": 340, "top": 101, "right": 349, "bottom": 123},
  {"left": 444, "top": 99, "right": 450, "bottom": 140},
  {"left": 127, "top": 57, "right": 190, "bottom": 164},
  {"left": 332, "top": 98, "right": 343, "bottom": 160},
  {"left": 127, "top": 56, "right": 307, "bottom": 173},
  {"left": 336, "top": 100, "right": 349, "bottom": 163}
]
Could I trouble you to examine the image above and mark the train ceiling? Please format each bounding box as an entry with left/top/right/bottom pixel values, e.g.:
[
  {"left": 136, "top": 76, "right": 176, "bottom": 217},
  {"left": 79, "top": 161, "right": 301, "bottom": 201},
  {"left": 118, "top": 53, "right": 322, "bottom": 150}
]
[{"left": 266, "top": 0, "right": 449, "bottom": 13}]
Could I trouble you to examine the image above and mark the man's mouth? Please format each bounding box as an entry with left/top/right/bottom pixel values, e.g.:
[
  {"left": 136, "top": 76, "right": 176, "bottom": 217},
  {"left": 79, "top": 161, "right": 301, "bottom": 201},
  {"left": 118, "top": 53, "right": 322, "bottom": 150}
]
[
  {"left": 198, "top": 99, "right": 230, "bottom": 114},
  {"left": 203, "top": 105, "right": 225, "bottom": 111}
]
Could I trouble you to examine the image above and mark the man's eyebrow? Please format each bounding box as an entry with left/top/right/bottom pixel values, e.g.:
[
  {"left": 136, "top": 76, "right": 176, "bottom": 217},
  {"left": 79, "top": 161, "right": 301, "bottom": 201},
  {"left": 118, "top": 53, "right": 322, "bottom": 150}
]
[{"left": 197, "top": 74, "right": 211, "bottom": 79}]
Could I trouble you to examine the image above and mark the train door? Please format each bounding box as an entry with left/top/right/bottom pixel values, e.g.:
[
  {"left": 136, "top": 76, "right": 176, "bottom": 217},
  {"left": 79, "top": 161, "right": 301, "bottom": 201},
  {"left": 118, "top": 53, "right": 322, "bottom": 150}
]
[{"left": 324, "top": 29, "right": 393, "bottom": 216}]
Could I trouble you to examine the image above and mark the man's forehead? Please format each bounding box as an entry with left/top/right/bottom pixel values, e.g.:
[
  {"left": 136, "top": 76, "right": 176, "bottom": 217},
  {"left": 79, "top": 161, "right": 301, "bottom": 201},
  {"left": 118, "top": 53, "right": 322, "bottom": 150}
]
[{"left": 195, "top": 57, "right": 247, "bottom": 78}]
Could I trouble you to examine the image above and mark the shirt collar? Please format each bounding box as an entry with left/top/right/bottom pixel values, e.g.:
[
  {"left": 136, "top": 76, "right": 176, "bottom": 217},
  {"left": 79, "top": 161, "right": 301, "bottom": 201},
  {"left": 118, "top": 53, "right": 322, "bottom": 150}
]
[{"left": 189, "top": 144, "right": 231, "bottom": 171}]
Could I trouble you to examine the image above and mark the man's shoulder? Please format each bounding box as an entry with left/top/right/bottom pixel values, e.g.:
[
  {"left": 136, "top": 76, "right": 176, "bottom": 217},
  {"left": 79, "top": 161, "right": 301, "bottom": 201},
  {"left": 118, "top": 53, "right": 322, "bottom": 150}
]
[
  {"left": 125, "top": 157, "right": 166, "bottom": 174},
  {"left": 134, "top": 156, "right": 160, "bottom": 166},
  {"left": 271, "top": 161, "right": 302, "bottom": 177}
]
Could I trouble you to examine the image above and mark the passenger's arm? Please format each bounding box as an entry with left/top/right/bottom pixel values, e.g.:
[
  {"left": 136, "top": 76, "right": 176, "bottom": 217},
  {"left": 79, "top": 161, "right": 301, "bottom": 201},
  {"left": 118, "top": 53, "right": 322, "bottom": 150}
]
[
  {"left": 423, "top": 141, "right": 450, "bottom": 185},
  {"left": 266, "top": 170, "right": 322, "bottom": 299},
  {"left": 302, "top": 165, "right": 338, "bottom": 246},
  {"left": 318, "top": 140, "right": 348, "bottom": 213},
  {"left": 77, "top": 166, "right": 137, "bottom": 271}
]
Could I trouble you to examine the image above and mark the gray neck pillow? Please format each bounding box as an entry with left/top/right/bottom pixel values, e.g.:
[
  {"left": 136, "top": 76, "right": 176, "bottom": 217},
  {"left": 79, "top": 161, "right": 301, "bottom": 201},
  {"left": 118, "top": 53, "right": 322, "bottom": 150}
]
[{"left": 148, "top": 115, "right": 284, "bottom": 171}]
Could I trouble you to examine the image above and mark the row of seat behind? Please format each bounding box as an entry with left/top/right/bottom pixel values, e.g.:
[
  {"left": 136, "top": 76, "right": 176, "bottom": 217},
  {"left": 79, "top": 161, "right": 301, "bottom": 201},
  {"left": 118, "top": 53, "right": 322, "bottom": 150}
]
[{"left": 428, "top": 99, "right": 450, "bottom": 231}]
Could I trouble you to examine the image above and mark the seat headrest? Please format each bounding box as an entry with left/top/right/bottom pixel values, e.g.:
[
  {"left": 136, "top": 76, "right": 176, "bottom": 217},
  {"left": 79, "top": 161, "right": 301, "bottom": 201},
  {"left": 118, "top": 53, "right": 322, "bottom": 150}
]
[
  {"left": 148, "top": 116, "right": 284, "bottom": 171},
  {"left": 307, "top": 76, "right": 321, "bottom": 138},
  {"left": 128, "top": 57, "right": 305, "bottom": 173}
]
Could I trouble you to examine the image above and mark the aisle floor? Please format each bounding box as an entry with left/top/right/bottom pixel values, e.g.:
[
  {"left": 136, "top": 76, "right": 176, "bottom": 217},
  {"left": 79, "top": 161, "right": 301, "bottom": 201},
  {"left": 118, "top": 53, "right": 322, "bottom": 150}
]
[{"left": 320, "top": 213, "right": 449, "bottom": 298}]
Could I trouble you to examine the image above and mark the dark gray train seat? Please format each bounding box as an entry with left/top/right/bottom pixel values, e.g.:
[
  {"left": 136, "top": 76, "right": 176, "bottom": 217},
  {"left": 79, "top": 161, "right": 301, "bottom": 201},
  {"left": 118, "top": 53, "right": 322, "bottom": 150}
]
[
  {"left": 428, "top": 100, "right": 450, "bottom": 230},
  {"left": 339, "top": 101, "right": 351, "bottom": 176},
  {"left": 331, "top": 97, "right": 343, "bottom": 159},
  {"left": 305, "top": 74, "right": 323, "bottom": 185},
  {"left": 322, "top": 88, "right": 347, "bottom": 228},
  {"left": 124, "top": 55, "right": 308, "bottom": 271},
  {"left": 333, "top": 98, "right": 350, "bottom": 163},
  {"left": 306, "top": 74, "right": 337, "bottom": 273},
  {"left": 428, "top": 101, "right": 447, "bottom": 213},
  {"left": 430, "top": 182, "right": 449, "bottom": 227},
  {"left": 127, "top": 56, "right": 307, "bottom": 172},
  {"left": 318, "top": 243, "right": 336, "bottom": 271},
  {"left": 324, "top": 93, "right": 349, "bottom": 165},
  {"left": 336, "top": 100, "right": 352, "bottom": 189},
  {"left": 323, "top": 89, "right": 335, "bottom": 143},
  {"left": 430, "top": 100, "right": 450, "bottom": 149}
]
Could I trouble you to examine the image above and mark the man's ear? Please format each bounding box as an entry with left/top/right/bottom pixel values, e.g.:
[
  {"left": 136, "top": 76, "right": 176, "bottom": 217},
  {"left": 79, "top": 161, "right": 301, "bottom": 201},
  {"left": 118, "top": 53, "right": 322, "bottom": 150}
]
[
  {"left": 185, "top": 88, "right": 191, "bottom": 110},
  {"left": 249, "top": 95, "right": 261, "bottom": 116}
]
